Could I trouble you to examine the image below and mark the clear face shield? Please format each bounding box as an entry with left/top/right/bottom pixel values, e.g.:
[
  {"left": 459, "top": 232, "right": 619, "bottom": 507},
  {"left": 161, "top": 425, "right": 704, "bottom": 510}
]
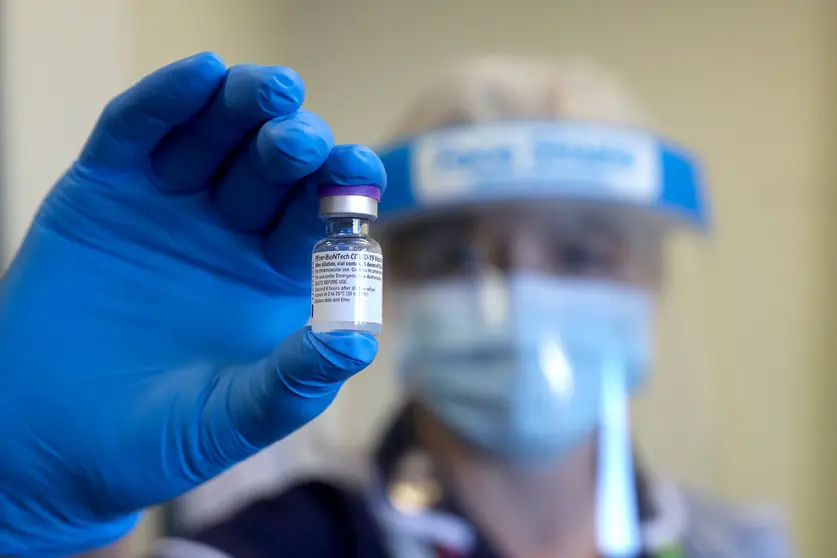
[
  {"left": 387, "top": 202, "right": 661, "bottom": 457},
  {"left": 380, "top": 202, "right": 664, "bottom": 556}
]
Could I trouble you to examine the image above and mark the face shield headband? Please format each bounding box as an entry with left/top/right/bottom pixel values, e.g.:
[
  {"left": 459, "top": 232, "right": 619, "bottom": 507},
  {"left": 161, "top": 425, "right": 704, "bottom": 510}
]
[{"left": 375, "top": 120, "right": 711, "bottom": 233}]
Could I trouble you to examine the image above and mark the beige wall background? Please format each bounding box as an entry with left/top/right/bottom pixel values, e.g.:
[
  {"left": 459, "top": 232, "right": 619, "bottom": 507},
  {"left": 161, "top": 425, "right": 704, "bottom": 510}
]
[{"left": 2, "top": 1, "right": 836, "bottom": 556}]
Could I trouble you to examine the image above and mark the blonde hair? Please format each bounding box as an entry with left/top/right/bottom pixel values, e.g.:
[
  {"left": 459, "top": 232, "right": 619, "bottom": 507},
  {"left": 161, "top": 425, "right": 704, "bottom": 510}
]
[{"left": 389, "top": 55, "right": 652, "bottom": 140}]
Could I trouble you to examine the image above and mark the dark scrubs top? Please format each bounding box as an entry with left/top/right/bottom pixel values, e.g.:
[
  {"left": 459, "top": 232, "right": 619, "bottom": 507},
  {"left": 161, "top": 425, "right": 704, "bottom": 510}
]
[{"left": 157, "top": 404, "right": 673, "bottom": 558}]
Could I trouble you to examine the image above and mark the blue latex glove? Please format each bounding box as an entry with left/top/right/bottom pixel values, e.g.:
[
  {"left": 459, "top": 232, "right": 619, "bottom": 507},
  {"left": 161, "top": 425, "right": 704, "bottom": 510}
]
[{"left": 0, "top": 53, "right": 385, "bottom": 556}]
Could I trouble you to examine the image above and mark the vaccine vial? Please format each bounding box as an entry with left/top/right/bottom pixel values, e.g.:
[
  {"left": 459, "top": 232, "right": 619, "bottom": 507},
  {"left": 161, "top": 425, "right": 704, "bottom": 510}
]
[{"left": 311, "top": 185, "right": 383, "bottom": 335}]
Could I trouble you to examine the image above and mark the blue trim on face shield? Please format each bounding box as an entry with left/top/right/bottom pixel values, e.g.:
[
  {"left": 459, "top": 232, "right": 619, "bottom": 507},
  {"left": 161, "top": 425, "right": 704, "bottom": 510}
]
[{"left": 376, "top": 121, "right": 710, "bottom": 230}]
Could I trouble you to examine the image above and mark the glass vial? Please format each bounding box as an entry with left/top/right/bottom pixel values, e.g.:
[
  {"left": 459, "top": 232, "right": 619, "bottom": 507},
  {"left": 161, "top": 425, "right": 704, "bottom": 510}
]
[{"left": 311, "top": 185, "right": 383, "bottom": 335}]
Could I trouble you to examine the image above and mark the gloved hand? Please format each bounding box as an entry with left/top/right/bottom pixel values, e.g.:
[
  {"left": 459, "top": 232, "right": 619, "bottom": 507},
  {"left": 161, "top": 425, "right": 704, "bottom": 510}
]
[{"left": 0, "top": 52, "right": 385, "bottom": 556}]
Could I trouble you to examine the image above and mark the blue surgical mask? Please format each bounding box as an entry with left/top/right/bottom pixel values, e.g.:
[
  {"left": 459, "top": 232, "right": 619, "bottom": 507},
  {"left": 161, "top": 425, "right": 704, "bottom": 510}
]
[{"left": 392, "top": 274, "right": 655, "bottom": 462}]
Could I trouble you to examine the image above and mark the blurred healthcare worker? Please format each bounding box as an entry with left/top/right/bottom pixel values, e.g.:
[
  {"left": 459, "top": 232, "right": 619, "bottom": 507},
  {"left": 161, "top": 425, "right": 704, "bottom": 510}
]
[{"left": 150, "top": 57, "right": 794, "bottom": 558}]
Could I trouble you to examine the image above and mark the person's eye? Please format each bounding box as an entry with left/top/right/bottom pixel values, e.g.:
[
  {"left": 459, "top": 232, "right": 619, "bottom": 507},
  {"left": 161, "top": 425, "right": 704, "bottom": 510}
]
[
  {"left": 397, "top": 239, "right": 474, "bottom": 277},
  {"left": 557, "top": 244, "right": 617, "bottom": 275},
  {"left": 431, "top": 244, "right": 480, "bottom": 273}
]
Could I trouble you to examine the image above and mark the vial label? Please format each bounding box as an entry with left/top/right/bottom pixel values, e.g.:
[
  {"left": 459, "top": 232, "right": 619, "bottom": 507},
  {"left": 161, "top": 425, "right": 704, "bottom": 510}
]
[{"left": 311, "top": 250, "right": 383, "bottom": 326}]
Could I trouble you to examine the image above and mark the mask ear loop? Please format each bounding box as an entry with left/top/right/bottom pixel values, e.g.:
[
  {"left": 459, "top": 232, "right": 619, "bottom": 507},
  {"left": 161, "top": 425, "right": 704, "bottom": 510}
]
[{"left": 596, "top": 353, "right": 642, "bottom": 558}]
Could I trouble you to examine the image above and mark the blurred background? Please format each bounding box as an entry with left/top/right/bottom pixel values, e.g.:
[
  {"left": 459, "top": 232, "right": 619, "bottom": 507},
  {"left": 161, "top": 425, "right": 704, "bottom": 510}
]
[{"left": 2, "top": 0, "right": 836, "bottom": 556}]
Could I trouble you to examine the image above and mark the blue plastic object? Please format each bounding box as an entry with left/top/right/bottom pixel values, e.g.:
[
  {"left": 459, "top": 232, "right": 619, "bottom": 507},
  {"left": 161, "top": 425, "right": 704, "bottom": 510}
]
[
  {"left": 377, "top": 121, "right": 710, "bottom": 230},
  {"left": 0, "top": 53, "right": 385, "bottom": 556}
]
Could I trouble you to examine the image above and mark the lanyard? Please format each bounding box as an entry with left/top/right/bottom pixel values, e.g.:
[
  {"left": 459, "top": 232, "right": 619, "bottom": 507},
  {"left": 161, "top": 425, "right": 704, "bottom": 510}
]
[{"left": 429, "top": 541, "right": 686, "bottom": 558}]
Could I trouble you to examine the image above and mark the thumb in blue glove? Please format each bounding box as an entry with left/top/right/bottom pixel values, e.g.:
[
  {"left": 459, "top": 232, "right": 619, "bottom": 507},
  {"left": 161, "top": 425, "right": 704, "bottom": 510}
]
[{"left": 0, "top": 52, "right": 386, "bottom": 556}]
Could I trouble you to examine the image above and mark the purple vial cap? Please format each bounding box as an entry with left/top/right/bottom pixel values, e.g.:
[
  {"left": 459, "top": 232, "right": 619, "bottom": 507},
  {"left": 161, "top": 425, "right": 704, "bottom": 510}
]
[{"left": 317, "top": 184, "right": 381, "bottom": 202}]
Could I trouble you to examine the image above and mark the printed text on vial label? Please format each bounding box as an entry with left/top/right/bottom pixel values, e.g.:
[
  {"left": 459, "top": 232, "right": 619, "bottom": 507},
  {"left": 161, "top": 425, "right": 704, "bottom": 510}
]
[{"left": 312, "top": 251, "right": 383, "bottom": 324}]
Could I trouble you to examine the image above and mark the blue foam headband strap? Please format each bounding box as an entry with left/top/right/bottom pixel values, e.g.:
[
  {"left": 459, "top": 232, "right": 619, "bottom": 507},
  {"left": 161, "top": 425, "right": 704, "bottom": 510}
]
[{"left": 376, "top": 121, "right": 710, "bottom": 230}]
